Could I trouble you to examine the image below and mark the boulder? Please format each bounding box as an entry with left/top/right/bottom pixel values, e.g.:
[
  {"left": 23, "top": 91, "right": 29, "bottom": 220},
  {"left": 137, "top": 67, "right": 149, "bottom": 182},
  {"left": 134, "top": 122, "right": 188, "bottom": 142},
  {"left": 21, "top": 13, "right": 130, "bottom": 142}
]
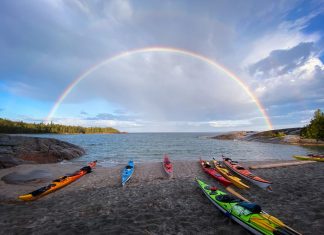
[
  {"left": 1, "top": 170, "right": 53, "bottom": 184},
  {"left": 0, "top": 135, "right": 85, "bottom": 169}
]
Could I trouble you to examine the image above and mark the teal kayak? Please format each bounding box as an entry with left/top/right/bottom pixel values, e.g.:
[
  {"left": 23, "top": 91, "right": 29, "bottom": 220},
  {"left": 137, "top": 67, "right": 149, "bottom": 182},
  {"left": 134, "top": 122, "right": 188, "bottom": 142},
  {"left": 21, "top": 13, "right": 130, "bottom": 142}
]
[
  {"left": 196, "top": 178, "right": 300, "bottom": 235},
  {"left": 122, "top": 160, "right": 134, "bottom": 186}
]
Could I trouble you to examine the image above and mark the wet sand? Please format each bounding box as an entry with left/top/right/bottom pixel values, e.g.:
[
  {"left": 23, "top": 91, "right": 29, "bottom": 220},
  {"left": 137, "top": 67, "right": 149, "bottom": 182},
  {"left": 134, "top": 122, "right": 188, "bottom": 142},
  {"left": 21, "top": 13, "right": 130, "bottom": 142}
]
[{"left": 0, "top": 160, "right": 323, "bottom": 234}]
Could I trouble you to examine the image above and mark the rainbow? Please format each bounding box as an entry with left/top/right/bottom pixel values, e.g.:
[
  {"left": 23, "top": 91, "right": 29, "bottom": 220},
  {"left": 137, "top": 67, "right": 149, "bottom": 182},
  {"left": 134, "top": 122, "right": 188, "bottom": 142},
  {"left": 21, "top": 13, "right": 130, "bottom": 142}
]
[{"left": 45, "top": 47, "right": 273, "bottom": 130}]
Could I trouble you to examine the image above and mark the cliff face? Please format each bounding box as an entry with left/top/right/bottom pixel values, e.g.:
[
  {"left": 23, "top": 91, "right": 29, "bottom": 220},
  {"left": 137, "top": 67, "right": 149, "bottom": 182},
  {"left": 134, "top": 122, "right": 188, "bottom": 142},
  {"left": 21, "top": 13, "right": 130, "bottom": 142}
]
[{"left": 0, "top": 135, "right": 85, "bottom": 169}]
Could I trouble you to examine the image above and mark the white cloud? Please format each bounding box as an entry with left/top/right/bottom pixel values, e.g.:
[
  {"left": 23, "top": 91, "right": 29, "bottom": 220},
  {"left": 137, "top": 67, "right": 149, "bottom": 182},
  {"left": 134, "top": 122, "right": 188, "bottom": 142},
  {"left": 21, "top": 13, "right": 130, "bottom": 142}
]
[
  {"left": 209, "top": 120, "right": 251, "bottom": 128},
  {"left": 51, "top": 117, "right": 141, "bottom": 129},
  {"left": 1, "top": 0, "right": 323, "bottom": 131},
  {"left": 242, "top": 12, "right": 321, "bottom": 67},
  {"left": 253, "top": 55, "right": 324, "bottom": 105},
  {"left": 67, "top": 52, "right": 260, "bottom": 123}
]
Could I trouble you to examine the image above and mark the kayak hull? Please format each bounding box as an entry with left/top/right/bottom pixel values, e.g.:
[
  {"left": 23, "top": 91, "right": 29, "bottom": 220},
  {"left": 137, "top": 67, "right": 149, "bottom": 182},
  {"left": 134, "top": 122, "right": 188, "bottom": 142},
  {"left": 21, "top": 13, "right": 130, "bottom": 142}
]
[
  {"left": 196, "top": 179, "right": 298, "bottom": 235},
  {"left": 223, "top": 157, "right": 272, "bottom": 191},
  {"left": 200, "top": 159, "right": 232, "bottom": 187},
  {"left": 19, "top": 161, "right": 97, "bottom": 201},
  {"left": 122, "top": 160, "right": 135, "bottom": 186},
  {"left": 293, "top": 155, "right": 324, "bottom": 162},
  {"left": 163, "top": 155, "right": 173, "bottom": 177}
]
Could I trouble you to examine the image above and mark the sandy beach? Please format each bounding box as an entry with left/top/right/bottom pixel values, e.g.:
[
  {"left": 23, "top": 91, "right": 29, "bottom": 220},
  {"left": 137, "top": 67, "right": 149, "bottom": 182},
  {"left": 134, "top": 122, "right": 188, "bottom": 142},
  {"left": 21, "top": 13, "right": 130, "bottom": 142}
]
[{"left": 0, "top": 160, "right": 323, "bottom": 234}]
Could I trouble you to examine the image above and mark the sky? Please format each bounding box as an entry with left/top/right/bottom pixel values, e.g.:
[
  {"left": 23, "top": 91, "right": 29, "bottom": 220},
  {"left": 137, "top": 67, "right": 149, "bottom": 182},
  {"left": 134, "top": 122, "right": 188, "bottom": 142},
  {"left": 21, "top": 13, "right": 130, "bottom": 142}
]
[{"left": 0, "top": 0, "right": 323, "bottom": 132}]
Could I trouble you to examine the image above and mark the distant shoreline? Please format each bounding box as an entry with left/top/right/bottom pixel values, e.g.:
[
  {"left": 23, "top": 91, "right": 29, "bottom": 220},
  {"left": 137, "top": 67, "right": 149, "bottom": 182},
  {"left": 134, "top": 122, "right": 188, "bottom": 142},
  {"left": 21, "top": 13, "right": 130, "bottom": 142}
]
[
  {"left": 5, "top": 132, "right": 128, "bottom": 135},
  {"left": 209, "top": 128, "right": 324, "bottom": 146}
]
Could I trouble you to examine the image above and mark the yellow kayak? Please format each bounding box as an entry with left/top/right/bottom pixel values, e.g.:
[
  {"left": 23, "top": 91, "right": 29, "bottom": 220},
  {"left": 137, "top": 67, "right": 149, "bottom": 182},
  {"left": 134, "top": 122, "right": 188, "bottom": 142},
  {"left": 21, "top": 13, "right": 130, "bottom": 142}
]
[
  {"left": 213, "top": 160, "right": 249, "bottom": 189},
  {"left": 293, "top": 155, "right": 324, "bottom": 162}
]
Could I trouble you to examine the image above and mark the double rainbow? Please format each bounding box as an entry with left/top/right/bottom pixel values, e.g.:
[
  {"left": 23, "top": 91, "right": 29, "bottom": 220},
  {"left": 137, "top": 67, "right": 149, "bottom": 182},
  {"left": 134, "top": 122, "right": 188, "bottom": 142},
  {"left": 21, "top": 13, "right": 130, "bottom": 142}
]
[{"left": 45, "top": 47, "right": 273, "bottom": 130}]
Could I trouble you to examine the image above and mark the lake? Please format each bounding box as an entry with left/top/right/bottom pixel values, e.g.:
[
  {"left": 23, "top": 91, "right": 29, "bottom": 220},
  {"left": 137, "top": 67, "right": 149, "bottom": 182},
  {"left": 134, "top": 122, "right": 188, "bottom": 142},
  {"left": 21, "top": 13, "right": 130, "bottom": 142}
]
[{"left": 24, "top": 133, "right": 324, "bottom": 167}]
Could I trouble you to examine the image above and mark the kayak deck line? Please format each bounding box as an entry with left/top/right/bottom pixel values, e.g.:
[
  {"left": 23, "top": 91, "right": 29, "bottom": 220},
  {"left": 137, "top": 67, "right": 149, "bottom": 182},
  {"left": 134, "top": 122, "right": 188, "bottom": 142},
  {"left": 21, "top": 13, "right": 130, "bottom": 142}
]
[{"left": 249, "top": 161, "right": 316, "bottom": 169}]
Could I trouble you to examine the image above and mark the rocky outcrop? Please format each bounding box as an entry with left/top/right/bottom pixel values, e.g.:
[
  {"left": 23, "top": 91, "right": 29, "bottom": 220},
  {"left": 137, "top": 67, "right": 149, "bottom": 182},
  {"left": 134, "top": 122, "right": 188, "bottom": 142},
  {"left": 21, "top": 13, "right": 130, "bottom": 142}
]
[
  {"left": 0, "top": 135, "right": 85, "bottom": 169},
  {"left": 209, "top": 131, "right": 257, "bottom": 140},
  {"left": 1, "top": 170, "right": 53, "bottom": 184},
  {"left": 210, "top": 128, "right": 324, "bottom": 146}
]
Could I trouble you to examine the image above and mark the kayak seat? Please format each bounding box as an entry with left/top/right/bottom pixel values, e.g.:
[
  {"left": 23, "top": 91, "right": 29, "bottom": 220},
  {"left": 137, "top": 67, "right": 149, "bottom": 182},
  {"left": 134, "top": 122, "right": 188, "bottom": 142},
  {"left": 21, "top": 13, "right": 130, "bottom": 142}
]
[
  {"left": 238, "top": 202, "right": 261, "bottom": 213},
  {"left": 80, "top": 166, "right": 92, "bottom": 173},
  {"left": 53, "top": 176, "right": 68, "bottom": 182},
  {"left": 31, "top": 184, "right": 55, "bottom": 196},
  {"left": 216, "top": 194, "right": 242, "bottom": 203},
  {"left": 236, "top": 166, "right": 245, "bottom": 170},
  {"left": 126, "top": 165, "right": 133, "bottom": 169}
]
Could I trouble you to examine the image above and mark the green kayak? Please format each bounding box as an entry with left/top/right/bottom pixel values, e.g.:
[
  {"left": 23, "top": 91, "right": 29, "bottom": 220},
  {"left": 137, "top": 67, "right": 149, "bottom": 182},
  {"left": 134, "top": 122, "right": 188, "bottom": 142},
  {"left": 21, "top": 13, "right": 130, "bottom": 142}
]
[{"left": 196, "top": 179, "right": 300, "bottom": 235}]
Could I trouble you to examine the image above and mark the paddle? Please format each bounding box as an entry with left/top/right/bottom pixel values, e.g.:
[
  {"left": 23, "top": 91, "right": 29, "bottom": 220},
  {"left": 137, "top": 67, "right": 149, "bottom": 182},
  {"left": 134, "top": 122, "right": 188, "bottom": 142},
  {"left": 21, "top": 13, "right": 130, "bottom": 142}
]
[
  {"left": 250, "top": 217, "right": 276, "bottom": 232},
  {"left": 210, "top": 158, "right": 301, "bottom": 235}
]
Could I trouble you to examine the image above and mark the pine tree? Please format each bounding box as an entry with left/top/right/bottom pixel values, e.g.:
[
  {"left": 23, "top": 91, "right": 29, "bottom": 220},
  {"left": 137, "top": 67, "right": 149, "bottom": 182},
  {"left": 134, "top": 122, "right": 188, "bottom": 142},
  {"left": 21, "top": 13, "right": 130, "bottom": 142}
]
[{"left": 301, "top": 109, "right": 324, "bottom": 141}]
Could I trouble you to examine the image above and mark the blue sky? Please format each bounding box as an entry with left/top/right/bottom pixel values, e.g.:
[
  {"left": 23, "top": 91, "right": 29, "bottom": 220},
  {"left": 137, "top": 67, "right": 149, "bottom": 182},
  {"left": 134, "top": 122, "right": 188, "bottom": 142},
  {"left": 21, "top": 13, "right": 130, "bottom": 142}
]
[{"left": 0, "top": 0, "right": 323, "bottom": 132}]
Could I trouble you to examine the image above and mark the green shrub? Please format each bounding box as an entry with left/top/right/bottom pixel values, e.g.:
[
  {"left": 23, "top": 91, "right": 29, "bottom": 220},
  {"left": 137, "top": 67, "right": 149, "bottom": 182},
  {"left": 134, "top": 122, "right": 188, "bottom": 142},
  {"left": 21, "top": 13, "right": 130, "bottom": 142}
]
[{"left": 300, "top": 109, "right": 324, "bottom": 141}]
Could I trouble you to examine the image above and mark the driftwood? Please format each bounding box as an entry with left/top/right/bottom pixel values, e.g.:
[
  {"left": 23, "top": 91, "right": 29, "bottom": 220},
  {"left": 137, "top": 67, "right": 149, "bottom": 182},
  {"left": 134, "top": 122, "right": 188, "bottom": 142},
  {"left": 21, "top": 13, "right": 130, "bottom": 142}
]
[{"left": 249, "top": 161, "right": 316, "bottom": 169}]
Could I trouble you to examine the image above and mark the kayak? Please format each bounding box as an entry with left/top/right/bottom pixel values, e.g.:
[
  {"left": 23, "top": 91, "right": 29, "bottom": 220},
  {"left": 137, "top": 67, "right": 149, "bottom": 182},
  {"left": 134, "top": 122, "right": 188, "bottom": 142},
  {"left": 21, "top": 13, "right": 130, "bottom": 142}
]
[
  {"left": 223, "top": 157, "right": 272, "bottom": 191},
  {"left": 293, "top": 155, "right": 324, "bottom": 162},
  {"left": 163, "top": 154, "right": 173, "bottom": 176},
  {"left": 200, "top": 159, "right": 232, "bottom": 187},
  {"left": 213, "top": 159, "right": 249, "bottom": 189},
  {"left": 122, "top": 160, "right": 134, "bottom": 186},
  {"left": 196, "top": 178, "right": 300, "bottom": 235},
  {"left": 19, "top": 161, "right": 97, "bottom": 201}
]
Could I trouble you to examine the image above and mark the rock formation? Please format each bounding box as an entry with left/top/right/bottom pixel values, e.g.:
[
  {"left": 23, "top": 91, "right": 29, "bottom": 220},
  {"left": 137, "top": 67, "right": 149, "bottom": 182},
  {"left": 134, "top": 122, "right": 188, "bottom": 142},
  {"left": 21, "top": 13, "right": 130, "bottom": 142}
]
[{"left": 0, "top": 135, "right": 85, "bottom": 168}]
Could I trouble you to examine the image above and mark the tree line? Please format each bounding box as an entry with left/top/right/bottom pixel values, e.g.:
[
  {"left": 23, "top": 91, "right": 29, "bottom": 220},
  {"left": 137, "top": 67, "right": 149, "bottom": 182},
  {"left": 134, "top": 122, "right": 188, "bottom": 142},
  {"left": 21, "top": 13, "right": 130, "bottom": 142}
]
[
  {"left": 300, "top": 109, "right": 324, "bottom": 141},
  {"left": 0, "top": 118, "right": 120, "bottom": 134}
]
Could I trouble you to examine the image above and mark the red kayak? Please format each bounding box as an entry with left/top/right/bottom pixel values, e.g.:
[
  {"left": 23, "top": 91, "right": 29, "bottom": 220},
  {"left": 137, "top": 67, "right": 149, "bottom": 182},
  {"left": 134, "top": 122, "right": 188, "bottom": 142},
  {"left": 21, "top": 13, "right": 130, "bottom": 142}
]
[
  {"left": 223, "top": 156, "right": 272, "bottom": 191},
  {"left": 200, "top": 159, "right": 232, "bottom": 187},
  {"left": 163, "top": 154, "right": 173, "bottom": 176}
]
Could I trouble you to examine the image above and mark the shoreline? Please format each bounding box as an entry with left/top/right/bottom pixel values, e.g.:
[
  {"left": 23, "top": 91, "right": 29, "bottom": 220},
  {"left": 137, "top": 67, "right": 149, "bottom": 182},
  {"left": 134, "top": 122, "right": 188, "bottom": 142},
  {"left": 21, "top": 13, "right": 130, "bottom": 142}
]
[
  {"left": 210, "top": 130, "right": 324, "bottom": 146},
  {"left": 0, "top": 160, "right": 323, "bottom": 234}
]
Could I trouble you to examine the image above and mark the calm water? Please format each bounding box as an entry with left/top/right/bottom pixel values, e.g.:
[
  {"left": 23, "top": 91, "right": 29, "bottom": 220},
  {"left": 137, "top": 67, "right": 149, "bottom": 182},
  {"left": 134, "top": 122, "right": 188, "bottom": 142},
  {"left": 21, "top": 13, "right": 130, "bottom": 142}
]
[{"left": 24, "top": 133, "right": 324, "bottom": 167}]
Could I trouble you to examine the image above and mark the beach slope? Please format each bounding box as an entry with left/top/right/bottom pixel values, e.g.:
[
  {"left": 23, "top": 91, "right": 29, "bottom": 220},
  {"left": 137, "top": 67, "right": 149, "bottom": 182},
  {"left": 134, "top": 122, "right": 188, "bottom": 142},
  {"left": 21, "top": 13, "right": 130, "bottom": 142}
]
[{"left": 0, "top": 160, "right": 323, "bottom": 234}]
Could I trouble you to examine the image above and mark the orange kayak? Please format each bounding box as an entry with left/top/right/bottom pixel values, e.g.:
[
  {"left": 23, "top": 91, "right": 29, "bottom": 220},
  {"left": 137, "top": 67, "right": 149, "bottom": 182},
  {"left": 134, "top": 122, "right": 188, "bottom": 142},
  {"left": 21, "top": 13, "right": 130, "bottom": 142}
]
[
  {"left": 19, "top": 161, "right": 97, "bottom": 201},
  {"left": 223, "top": 157, "right": 272, "bottom": 191}
]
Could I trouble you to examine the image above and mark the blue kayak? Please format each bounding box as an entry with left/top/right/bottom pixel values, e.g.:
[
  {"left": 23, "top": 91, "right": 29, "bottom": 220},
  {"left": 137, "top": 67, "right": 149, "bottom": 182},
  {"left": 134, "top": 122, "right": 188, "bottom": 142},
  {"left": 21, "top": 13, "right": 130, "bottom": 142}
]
[{"left": 121, "top": 160, "right": 134, "bottom": 186}]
